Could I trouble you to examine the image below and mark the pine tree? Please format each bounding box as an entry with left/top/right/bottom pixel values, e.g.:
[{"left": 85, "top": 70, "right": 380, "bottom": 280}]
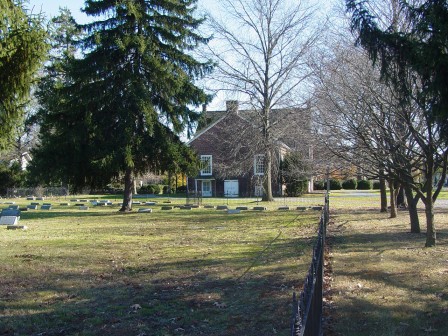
[
  {"left": 29, "top": 8, "right": 89, "bottom": 189},
  {"left": 34, "top": 0, "right": 211, "bottom": 210},
  {"left": 0, "top": 0, "right": 47, "bottom": 149}
]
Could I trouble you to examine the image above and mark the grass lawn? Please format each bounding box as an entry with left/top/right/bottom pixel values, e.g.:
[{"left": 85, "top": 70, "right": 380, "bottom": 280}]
[
  {"left": 327, "top": 191, "right": 448, "bottom": 336},
  {"left": 0, "top": 196, "right": 325, "bottom": 336}
]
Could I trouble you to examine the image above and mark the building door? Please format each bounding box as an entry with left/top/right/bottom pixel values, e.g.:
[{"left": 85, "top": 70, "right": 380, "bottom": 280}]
[
  {"left": 224, "top": 180, "right": 239, "bottom": 197},
  {"left": 202, "top": 180, "right": 212, "bottom": 197}
]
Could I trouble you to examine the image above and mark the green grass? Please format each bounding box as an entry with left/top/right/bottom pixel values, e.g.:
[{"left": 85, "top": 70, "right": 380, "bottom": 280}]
[{"left": 0, "top": 196, "right": 324, "bottom": 336}]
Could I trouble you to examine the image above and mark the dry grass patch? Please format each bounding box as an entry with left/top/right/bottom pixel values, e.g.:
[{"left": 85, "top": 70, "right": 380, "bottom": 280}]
[{"left": 329, "top": 207, "right": 448, "bottom": 336}]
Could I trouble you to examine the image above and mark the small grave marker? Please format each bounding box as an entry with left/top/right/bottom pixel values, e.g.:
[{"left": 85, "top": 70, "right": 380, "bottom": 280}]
[
  {"left": 278, "top": 206, "right": 290, "bottom": 211},
  {"left": 145, "top": 202, "right": 156, "bottom": 206},
  {"left": 78, "top": 206, "right": 89, "bottom": 210},
  {"left": 236, "top": 206, "right": 248, "bottom": 211},
  {"left": 296, "top": 206, "right": 308, "bottom": 211},
  {"left": 59, "top": 202, "right": 70, "bottom": 206},
  {"left": 7, "top": 225, "right": 27, "bottom": 230},
  {"left": 216, "top": 205, "right": 228, "bottom": 210},
  {"left": 180, "top": 206, "right": 192, "bottom": 210},
  {"left": 253, "top": 206, "right": 267, "bottom": 211},
  {"left": 27, "top": 205, "right": 38, "bottom": 210},
  {"left": 36, "top": 197, "right": 45, "bottom": 201},
  {"left": 161, "top": 206, "right": 173, "bottom": 210},
  {"left": 312, "top": 206, "right": 323, "bottom": 211},
  {"left": 138, "top": 208, "right": 152, "bottom": 213},
  {"left": 27, "top": 197, "right": 35, "bottom": 201},
  {"left": 8, "top": 205, "right": 19, "bottom": 210},
  {"left": 227, "top": 209, "right": 241, "bottom": 214},
  {"left": 40, "top": 205, "right": 52, "bottom": 210}
]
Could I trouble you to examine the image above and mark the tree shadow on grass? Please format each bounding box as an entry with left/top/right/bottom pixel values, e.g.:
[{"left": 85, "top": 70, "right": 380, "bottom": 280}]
[
  {"left": 0, "top": 234, "right": 317, "bottom": 336},
  {"left": 329, "top": 209, "right": 448, "bottom": 336}
]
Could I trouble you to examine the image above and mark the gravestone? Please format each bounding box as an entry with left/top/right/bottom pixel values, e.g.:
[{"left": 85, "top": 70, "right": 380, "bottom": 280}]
[
  {"left": 145, "top": 202, "right": 156, "bottom": 206},
  {"left": 180, "top": 206, "right": 192, "bottom": 210},
  {"left": 31, "top": 202, "right": 40, "bottom": 205},
  {"left": 227, "top": 209, "right": 241, "bottom": 214},
  {"left": 216, "top": 205, "right": 228, "bottom": 210},
  {"left": 236, "top": 206, "right": 248, "bottom": 211},
  {"left": 161, "top": 206, "right": 173, "bottom": 210},
  {"left": 78, "top": 206, "right": 89, "bottom": 210},
  {"left": 7, "top": 225, "right": 27, "bottom": 230},
  {"left": 36, "top": 197, "right": 45, "bottom": 201},
  {"left": 27, "top": 205, "right": 38, "bottom": 210},
  {"left": 138, "top": 208, "right": 152, "bottom": 213},
  {"left": 312, "top": 206, "right": 323, "bottom": 211},
  {"left": 27, "top": 197, "right": 35, "bottom": 200},
  {"left": 296, "top": 206, "right": 308, "bottom": 211},
  {"left": 278, "top": 206, "right": 290, "bottom": 211},
  {"left": 0, "top": 209, "right": 21, "bottom": 225},
  {"left": 8, "top": 205, "right": 19, "bottom": 210},
  {"left": 41, "top": 205, "right": 52, "bottom": 210},
  {"left": 253, "top": 206, "right": 267, "bottom": 211}
]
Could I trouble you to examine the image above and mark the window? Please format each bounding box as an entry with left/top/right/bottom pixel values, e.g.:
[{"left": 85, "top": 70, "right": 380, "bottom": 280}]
[
  {"left": 200, "top": 155, "right": 212, "bottom": 176},
  {"left": 254, "top": 154, "right": 265, "bottom": 175}
]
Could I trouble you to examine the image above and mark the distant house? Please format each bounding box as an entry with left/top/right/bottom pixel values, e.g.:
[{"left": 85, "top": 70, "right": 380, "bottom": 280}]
[{"left": 187, "top": 100, "right": 311, "bottom": 197}]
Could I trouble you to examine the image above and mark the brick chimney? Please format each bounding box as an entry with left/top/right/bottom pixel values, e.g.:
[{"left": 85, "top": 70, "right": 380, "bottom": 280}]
[{"left": 226, "top": 100, "right": 239, "bottom": 115}]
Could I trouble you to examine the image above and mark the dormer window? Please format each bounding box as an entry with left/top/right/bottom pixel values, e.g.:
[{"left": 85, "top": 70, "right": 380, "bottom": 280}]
[
  {"left": 254, "top": 154, "right": 265, "bottom": 175},
  {"left": 200, "top": 155, "right": 212, "bottom": 176}
]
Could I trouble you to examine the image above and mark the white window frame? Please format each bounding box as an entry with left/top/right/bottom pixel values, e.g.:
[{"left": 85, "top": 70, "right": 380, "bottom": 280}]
[
  {"left": 254, "top": 154, "right": 265, "bottom": 176},
  {"left": 200, "top": 155, "right": 212, "bottom": 176}
]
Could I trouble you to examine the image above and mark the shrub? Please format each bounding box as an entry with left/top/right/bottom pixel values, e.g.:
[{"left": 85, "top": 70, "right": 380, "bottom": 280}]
[
  {"left": 372, "top": 181, "right": 381, "bottom": 189},
  {"left": 176, "top": 185, "right": 187, "bottom": 193},
  {"left": 313, "top": 180, "right": 325, "bottom": 190},
  {"left": 286, "top": 180, "right": 308, "bottom": 196},
  {"left": 330, "top": 179, "right": 342, "bottom": 190},
  {"left": 357, "top": 180, "right": 373, "bottom": 190},
  {"left": 138, "top": 184, "right": 162, "bottom": 194},
  {"left": 342, "top": 179, "right": 357, "bottom": 190}
]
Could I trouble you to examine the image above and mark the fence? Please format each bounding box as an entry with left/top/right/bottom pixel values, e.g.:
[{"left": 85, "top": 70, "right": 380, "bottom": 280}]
[{"left": 291, "top": 192, "right": 329, "bottom": 336}]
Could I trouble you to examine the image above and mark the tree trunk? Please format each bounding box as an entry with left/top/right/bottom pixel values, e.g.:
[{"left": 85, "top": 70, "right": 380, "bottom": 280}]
[
  {"left": 424, "top": 166, "right": 436, "bottom": 246},
  {"left": 425, "top": 197, "right": 436, "bottom": 247},
  {"left": 379, "top": 170, "right": 387, "bottom": 212},
  {"left": 396, "top": 184, "right": 406, "bottom": 208},
  {"left": 389, "top": 180, "right": 397, "bottom": 218},
  {"left": 262, "top": 149, "right": 274, "bottom": 201},
  {"left": 404, "top": 184, "right": 420, "bottom": 233},
  {"left": 120, "top": 167, "right": 134, "bottom": 212}
]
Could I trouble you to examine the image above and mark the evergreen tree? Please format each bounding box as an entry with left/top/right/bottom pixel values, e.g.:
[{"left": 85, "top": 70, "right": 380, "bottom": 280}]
[
  {"left": 346, "top": 0, "right": 448, "bottom": 140},
  {"left": 28, "top": 8, "right": 88, "bottom": 189},
  {"left": 34, "top": 0, "right": 211, "bottom": 210},
  {"left": 0, "top": 0, "right": 47, "bottom": 149}
]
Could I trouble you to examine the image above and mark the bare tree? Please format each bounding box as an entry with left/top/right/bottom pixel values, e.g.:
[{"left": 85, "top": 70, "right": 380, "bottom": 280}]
[
  {"left": 206, "top": 0, "right": 322, "bottom": 200},
  {"left": 314, "top": 34, "right": 448, "bottom": 244}
]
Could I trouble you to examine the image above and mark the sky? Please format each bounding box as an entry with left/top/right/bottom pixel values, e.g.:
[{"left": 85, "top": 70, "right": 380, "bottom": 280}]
[
  {"left": 27, "top": 0, "right": 219, "bottom": 24},
  {"left": 26, "top": 0, "right": 336, "bottom": 110}
]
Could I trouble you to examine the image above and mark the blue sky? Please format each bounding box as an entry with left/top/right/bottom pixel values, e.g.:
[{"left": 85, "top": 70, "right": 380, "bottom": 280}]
[{"left": 27, "top": 0, "right": 218, "bottom": 24}]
